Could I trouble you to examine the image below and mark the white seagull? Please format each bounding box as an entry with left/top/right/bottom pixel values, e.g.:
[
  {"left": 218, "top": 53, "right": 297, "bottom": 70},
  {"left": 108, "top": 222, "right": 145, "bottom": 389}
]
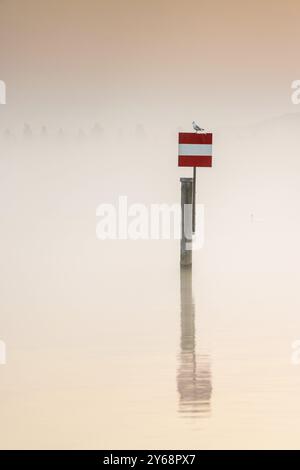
[{"left": 192, "top": 121, "right": 205, "bottom": 133}]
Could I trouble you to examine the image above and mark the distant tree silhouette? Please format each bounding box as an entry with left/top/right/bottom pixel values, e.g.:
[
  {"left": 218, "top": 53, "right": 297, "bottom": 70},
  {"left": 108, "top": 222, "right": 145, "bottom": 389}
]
[
  {"left": 135, "top": 123, "right": 146, "bottom": 139},
  {"left": 40, "top": 125, "right": 48, "bottom": 137},
  {"left": 23, "top": 123, "right": 32, "bottom": 139},
  {"left": 91, "top": 122, "right": 103, "bottom": 138},
  {"left": 77, "top": 128, "right": 86, "bottom": 141},
  {"left": 57, "top": 128, "right": 65, "bottom": 141},
  {"left": 3, "top": 128, "right": 12, "bottom": 141}
]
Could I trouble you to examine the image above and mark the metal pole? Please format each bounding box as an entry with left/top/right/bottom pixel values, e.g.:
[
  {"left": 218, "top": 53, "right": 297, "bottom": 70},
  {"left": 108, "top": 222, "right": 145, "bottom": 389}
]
[
  {"left": 192, "top": 167, "right": 196, "bottom": 234},
  {"left": 180, "top": 177, "right": 193, "bottom": 266}
]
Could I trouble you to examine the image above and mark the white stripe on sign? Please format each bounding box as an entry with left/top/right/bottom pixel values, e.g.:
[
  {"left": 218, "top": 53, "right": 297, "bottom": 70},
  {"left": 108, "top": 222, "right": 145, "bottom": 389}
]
[{"left": 179, "top": 144, "right": 212, "bottom": 156}]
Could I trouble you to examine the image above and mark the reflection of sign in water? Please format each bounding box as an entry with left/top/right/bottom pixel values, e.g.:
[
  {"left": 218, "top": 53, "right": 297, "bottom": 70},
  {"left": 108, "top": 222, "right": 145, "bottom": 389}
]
[{"left": 177, "top": 267, "right": 212, "bottom": 416}]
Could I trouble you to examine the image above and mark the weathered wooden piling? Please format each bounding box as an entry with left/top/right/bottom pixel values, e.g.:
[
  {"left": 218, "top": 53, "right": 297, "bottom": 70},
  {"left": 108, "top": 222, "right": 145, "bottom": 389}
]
[{"left": 180, "top": 177, "right": 193, "bottom": 266}]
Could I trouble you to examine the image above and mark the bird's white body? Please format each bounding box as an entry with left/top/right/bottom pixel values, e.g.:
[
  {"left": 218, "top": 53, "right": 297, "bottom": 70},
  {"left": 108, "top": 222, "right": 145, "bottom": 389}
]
[{"left": 192, "top": 121, "right": 205, "bottom": 133}]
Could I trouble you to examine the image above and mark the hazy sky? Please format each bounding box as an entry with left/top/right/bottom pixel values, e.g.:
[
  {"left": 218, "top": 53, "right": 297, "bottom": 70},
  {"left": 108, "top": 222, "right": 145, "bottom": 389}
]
[{"left": 1, "top": 0, "right": 300, "bottom": 128}]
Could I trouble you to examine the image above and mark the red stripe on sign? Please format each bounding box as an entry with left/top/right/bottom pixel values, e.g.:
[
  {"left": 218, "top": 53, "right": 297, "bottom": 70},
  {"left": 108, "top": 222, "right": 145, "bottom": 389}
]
[
  {"left": 179, "top": 133, "right": 212, "bottom": 144},
  {"left": 178, "top": 156, "right": 212, "bottom": 167}
]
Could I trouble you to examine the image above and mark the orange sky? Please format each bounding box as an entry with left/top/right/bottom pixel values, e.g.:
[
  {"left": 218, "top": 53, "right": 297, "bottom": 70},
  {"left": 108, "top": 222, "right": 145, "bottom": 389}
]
[{"left": 1, "top": 0, "right": 300, "bottom": 127}]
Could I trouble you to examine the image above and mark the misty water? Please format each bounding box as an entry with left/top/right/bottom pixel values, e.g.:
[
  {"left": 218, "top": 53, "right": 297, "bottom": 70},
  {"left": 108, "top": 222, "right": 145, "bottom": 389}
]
[{"left": 1, "top": 117, "right": 300, "bottom": 449}]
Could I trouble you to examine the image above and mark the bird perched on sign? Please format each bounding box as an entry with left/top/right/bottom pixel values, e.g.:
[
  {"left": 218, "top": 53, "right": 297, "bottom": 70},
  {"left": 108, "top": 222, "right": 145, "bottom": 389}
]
[{"left": 192, "top": 121, "right": 205, "bottom": 133}]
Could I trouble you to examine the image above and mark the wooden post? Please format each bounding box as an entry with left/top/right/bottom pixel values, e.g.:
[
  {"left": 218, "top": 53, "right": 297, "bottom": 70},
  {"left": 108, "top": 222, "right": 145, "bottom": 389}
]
[{"left": 180, "top": 177, "right": 193, "bottom": 266}]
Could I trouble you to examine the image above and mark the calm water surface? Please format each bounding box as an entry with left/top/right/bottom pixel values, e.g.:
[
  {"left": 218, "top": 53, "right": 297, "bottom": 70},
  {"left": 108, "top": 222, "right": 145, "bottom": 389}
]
[
  {"left": 2, "top": 141, "right": 300, "bottom": 449},
  {"left": 1, "top": 240, "right": 300, "bottom": 449}
]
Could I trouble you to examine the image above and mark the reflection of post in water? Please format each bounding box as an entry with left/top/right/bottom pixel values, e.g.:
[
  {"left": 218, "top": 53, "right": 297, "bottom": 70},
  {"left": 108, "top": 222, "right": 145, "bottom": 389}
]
[{"left": 177, "top": 266, "right": 212, "bottom": 416}]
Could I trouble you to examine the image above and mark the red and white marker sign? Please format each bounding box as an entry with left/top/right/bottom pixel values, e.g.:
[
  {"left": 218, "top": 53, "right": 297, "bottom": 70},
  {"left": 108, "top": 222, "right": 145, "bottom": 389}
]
[{"left": 178, "top": 133, "right": 213, "bottom": 167}]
